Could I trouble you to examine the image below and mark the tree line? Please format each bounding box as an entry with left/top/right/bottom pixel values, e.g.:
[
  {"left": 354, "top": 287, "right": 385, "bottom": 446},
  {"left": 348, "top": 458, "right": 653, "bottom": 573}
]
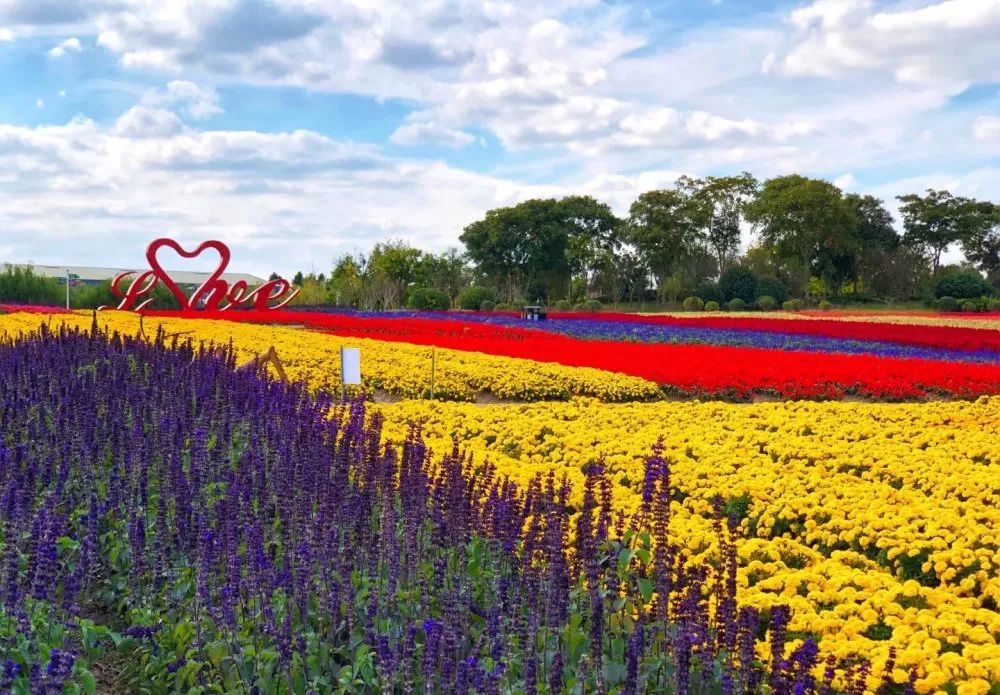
[
  {"left": 2, "top": 175, "right": 996, "bottom": 311},
  {"left": 312, "top": 175, "right": 998, "bottom": 310}
]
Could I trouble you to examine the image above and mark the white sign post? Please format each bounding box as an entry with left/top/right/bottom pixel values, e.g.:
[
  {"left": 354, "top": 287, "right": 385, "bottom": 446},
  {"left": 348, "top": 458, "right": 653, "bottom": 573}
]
[{"left": 340, "top": 347, "right": 361, "bottom": 400}]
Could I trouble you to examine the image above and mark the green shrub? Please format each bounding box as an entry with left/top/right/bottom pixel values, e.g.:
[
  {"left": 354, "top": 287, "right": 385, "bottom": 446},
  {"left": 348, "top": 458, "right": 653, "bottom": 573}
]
[
  {"left": 582, "top": 298, "right": 602, "bottom": 311},
  {"left": 682, "top": 296, "right": 705, "bottom": 311},
  {"left": 818, "top": 300, "right": 833, "bottom": 311},
  {"left": 457, "top": 285, "right": 497, "bottom": 311},
  {"left": 494, "top": 303, "right": 512, "bottom": 311},
  {"left": 694, "top": 282, "right": 723, "bottom": 305},
  {"left": 480, "top": 300, "right": 496, "bottom": 312},
  {"left": 572, "top": 302, "right": 587, "bottom": 311},
  {"left": 755, "top": 276, "right": 789, "bottom": 304},
  {"left": 782, "top": 299, "right": 805, "bottom": 311},
  {"left": 961, "top": 300, "right": 979, "bottom": 313},
  {"left": 73, "top": 278, "right": 184, "bottom": 310},
  {"left": 936, "top": 296, "right": 959, "bottom": 312},
  {"left": 934, "top": 272, "right": 993, "bottom": 300},
  {"left": 727, "top": 298, "right": 746, "bottom": 311},
  {"left": 704, "top": 300, "right": 720, "bottom": 312},
  {"left": 0, "top": 265, "right": 64, "bottom": 305},
  {"left": 989, "top": 298, "right": 1000, "bottom": 312},
  {"left": 719, "top": 267, "right": 758, "bottom": 304},
  {"left": 554, "top": 299, "right": 572, "bottom": 311},
  {"left": 756, "top": 296, "right": 777, "bottom": 311},
  {"left": 406, "top": 287, "right": 450, "bottom": 311}
]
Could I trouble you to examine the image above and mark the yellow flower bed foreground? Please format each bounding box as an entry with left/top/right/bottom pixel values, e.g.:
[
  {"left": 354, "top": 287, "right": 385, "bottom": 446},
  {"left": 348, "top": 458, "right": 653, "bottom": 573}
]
[
  {"left": 376, "top": 397, "right": 1000, "bottom": 692},
  {"left": 0, "top": 311, "right": 660, "bottom": 402}
]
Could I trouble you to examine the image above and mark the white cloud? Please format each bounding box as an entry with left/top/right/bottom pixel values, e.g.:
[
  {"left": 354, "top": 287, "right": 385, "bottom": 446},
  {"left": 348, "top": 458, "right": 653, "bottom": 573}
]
[
  {"left": 973, "top": 116, "right": 1000, "bottom": 141},
  {"left": 35, "top": 98, "right": 43, "bottom": 108},
  {"left": 143, "top": 80, "right": 223, "bottom": 120},
  {"left": 0, "top": 109, "right": 566, "bottom": 275},
  {"left": 390, "top": 121, "right": 476, "bottom": 148},
  {"left": 47, "top": 36, "right": 81, "bottom": 58},
  {"left": 776, "top": 0, "right": 1000, "bottom": 86},
  {"left": 0, "top": 28, "right": 13, "bottom": 41}
]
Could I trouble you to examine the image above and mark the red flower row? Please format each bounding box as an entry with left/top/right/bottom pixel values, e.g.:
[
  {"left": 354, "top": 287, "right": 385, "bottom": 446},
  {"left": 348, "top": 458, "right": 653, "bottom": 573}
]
[
  {"left": 543, "top": 311, "right": 1000, "bottom": 353},
  {"left": 151, "top": 310, "right": 1000, "bottom": 399}
]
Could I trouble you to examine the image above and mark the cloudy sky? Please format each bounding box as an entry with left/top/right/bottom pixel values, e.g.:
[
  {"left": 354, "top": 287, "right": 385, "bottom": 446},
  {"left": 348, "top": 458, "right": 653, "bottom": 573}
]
[{"left": 0, "top": 0, "right": 997, "bottom": 277}]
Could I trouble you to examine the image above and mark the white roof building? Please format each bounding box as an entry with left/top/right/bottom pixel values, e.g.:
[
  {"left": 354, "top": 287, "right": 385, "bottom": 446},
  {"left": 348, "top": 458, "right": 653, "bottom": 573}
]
[{"left": 4, "top": 263, "right": 266, "bottom": 287}]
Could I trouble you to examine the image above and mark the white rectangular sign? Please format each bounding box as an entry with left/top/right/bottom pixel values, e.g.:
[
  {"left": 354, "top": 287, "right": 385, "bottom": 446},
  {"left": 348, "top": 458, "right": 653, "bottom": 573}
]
[{"left": 340, "top": 347, "right": 361, "bottom": 385}]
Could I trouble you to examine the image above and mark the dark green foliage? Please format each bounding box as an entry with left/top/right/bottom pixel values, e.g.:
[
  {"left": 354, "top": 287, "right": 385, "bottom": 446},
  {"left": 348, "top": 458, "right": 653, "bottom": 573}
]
[
  {"left": 0, "top": 265, "right": 64, "bottom": 305},
  {"left": 727, "top": 297, "right": 746, "bottom": 311},
  {"left": 457, "top": 285, "right": 497, "bottom": 310},
  {"left": 682, "top": 296, "right": 704, "bottom": 311},
  {"left": 479, "top": 299, "right": 496, "bottom": 312},
  {"left": 704, "top": 300, "right": 720, "bottom": 312},
  {"left": 406, "top": 286, "right": 450, "bottom": 310},
  {"left": 936, "top": 296, "right": 959, "bottom": 312},
  {"left": 818, "top": 300, "right": 833, "bottom": 311},
  {"left": 782, "top": 299, "right": 805, "bottom": 311},
  {"left": 718, "top": 266, "right": 758, "bottom": 304},
  {"left": 756, "top": 296, "right": 777, "bottom": 311},
  {"left": 961, "top": 300, "right": 979, "bottom": 313},
  {"left": 581, "top": 298, "right": 602, "bottom": 311},
  {"left": 694, "top": 281, "right": 723, "bottom": 304},
  {"left": 934, "top": 271, "right": 993, "bottom": 299},
  {"left": 554, "top": 299, "right": 572, "bottom": 310},
  {"left": 754, "top": 275, "right": 789, "bottom": 304},
  {"left": 72, "top": 279, "right": 184, "bottom": 310}
]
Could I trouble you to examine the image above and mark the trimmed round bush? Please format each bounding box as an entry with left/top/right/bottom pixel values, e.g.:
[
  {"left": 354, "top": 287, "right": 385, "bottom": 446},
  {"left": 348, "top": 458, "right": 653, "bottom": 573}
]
[
  {"left": 494, "top": 302, "right": 512, "bottom": 311},
  {"left": 935, "top": 272, "right": 993, "bottom": 300},
  {"left": 479, "top": 300, "right": 496, "bottom": 312},
  {"left": 682, "top": 296, "right": 705, "bottom": 311},
  {"left": 704, "top": 300, "right": 720, "bottom": 312},
  {"left": 755, "top": 276, "right": 789, "bottom": 304},
  {"left": 961, "top": 300, "right": 979, "bottom": 313},
  {"left": 936, "top": 296, "right": 959, "bottom": 312},
  {"left": 782, "top": 299, "right": 804, "bottom": 311},
  {"left": 727, "top": 298, "right": 746, "bottom": 311},
  {"left": 457, "top": 285, "right": 497, "bottom": 311},
  {"left": 554, "top": 299, "right": 572, "bottom": 311},
  {"left": 582, "top": 299, "right": 602, "bottom": 311},
  {"left": 818, "top": 300, "right": 833, "bottom": 311},
  {"left": 407, "top": 287, "right": 450, "bottom": 311},
  {"left": 694, "top": 282, "right": 723, "bottom": 305},
  {"left": 989, "top": 298, "right": 1000, "bottom": 312},
  {"left": 572, "top": 302, "right": 587, "bottom": 311},
  {"left": 756, "top": 296, "right": 777, "bottom": 311},
  {"left": 719, "top": 267, "right": 758, "bottom": 304}
]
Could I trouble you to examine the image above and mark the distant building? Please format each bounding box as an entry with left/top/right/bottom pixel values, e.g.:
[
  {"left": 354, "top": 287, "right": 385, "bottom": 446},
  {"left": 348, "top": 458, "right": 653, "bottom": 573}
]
[{"left": 3, "top": 263, "right": 265, "bottom": 289}]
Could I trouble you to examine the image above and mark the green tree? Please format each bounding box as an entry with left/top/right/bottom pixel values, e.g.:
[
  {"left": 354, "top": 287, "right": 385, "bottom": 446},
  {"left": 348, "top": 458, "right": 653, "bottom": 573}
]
[
  {"left": 678, "top": 172, "right": 758, "bottom": 273},
  {"left": 960, "top": 200, "right": 1000, "bottom": 286},
  {"left": 561, "top": 195, "right": 620, "bottom": 298},
  {"left": 367, "top": 241, "right": 424, "bottom": 308},
  {"left": 624, "top": 189, "right": 703, "bottom": 301},
  {"left": 897, "top": 189, "right": 984, "bottom": 274},
  {"left": 328, "top": 254, "right": 365, "bottom": 306},
  {"left": 413, "top": 248, "right": 471, "bottom": 300},
  {"left": 460, "top": 197, "right": 618, "bottom": 302},
  {"left": 745, "top": 175, "right": 855, "bottom": 297}
]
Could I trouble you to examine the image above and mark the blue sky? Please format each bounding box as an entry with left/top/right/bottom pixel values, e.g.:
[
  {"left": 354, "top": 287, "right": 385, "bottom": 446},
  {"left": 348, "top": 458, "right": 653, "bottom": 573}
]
[{"left": 0, "top": 0, "right": 997, "bottom": 276}]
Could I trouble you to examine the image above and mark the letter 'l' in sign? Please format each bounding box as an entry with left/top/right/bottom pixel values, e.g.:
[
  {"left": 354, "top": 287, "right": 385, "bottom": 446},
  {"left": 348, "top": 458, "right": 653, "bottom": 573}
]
[{"left": 105, "top": 238, "right": 299, "bottom": 311}]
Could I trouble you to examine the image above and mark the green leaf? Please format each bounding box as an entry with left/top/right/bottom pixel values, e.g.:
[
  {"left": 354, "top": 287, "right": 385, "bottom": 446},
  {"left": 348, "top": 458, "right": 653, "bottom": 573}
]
[{"left": 638, "top": 577, "right": 654, "bottom": 604}]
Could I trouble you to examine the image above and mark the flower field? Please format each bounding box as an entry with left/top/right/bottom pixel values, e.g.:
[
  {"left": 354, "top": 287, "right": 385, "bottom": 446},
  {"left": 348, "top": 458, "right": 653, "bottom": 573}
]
[{"left": 0, "top": 307, "right": 998, "bottom": 693}]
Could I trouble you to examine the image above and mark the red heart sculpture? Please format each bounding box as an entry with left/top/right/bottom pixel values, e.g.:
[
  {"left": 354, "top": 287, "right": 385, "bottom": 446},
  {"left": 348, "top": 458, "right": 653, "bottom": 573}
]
[{"left": 145, "top": 238, "right": 231, "bottom": 311}]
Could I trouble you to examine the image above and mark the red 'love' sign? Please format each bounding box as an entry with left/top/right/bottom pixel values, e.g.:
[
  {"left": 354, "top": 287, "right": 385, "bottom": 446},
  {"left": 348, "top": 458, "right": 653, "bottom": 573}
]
[{"left": 105, "top": 238, "right": 299, "bottom": 312}]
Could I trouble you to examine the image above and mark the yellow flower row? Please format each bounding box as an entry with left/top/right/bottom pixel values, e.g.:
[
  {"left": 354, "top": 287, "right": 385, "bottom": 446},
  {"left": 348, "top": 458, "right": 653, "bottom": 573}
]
[
  {"left": 0, "top": 311, "right": 661, "bottom": 402},
  {"left": 374, "top": 397, "right": 1000, "bottom": 693}
]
